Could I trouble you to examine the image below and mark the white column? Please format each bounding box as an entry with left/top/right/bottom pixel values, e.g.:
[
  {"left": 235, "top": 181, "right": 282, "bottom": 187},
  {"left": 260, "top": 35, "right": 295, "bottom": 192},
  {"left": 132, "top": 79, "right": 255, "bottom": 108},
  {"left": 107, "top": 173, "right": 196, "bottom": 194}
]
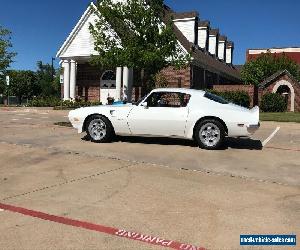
[
  {"left": 63, "top": 60, "right": 70, "bottom": 101},
  {"left": 116, "top": 67, "right": 122, "bottom": 101},
  {"left": 122, "top": 66, "right": 129, "bottom": 101},
  {"left": 70, "top": 60, "right": 76, "bottom": 100}
]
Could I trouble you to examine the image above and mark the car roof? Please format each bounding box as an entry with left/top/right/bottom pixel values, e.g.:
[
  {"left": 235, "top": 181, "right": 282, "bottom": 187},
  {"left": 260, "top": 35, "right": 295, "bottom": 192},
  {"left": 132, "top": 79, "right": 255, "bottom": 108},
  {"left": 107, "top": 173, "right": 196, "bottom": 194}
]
[{"left": 152, "top": 88, "right": 206, "bottom": 96}]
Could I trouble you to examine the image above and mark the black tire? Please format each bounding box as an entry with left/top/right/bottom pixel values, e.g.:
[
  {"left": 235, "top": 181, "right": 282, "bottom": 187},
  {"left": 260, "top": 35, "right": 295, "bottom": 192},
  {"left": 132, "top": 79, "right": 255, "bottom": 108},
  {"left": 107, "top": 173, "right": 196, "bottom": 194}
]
[
  {"left": 86, "top": 115, "right": 114, "bottom": 143},
  {"left": 194, "top": 119, "right": 225, "bottom": 150}
]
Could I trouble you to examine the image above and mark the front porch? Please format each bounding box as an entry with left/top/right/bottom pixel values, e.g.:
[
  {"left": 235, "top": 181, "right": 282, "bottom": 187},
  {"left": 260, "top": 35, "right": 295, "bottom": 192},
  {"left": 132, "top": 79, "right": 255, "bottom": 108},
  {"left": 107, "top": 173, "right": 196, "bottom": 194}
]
[{"left": 61, "top": 58, "right": 137, "bottom": 104}]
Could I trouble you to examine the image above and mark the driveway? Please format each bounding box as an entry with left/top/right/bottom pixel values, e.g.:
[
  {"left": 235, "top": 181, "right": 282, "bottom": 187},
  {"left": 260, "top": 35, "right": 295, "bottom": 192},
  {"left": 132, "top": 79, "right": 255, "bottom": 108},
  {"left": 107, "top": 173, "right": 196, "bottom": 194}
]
[{"left": 0, "top": 107, "right": 299, "bottom": 250}]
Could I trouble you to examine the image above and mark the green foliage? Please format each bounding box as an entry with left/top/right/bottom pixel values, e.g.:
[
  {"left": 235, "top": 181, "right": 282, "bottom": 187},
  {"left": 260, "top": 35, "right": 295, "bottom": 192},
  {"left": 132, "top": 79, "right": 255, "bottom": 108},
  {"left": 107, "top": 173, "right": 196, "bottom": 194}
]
[
  {"left": 260, "top": 93, "right": 287, "bottom": 112},
  {"left": 207, "top": 90, "right": 251, "bottom": 108},
  {"left": 0, "top": 26, "right": 16, "bottom": 75},
  {"left": 90, "top": 0, "right": 189, "bottom": 90},
  {"left": 0, "top": 26, "right": 17, "bottom": 94},
  {"left": 36, "top": 61, "right": 61, "bottom": 97},
  {"left": 241, "top": 52, "right": 300, "bottom": 86},
  {"left": 7, "top": 70, "right": 37, "bottom": 103},
  {"left": 27, "top": 96, "right": 102, "bottom": 109}
]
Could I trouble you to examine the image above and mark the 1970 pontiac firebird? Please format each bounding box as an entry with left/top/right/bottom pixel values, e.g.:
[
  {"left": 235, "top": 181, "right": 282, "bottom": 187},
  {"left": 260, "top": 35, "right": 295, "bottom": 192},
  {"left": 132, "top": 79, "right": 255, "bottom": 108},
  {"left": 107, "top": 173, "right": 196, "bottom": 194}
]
[{"left": 68, "top": 88, "right": 260, "bottom": 149}]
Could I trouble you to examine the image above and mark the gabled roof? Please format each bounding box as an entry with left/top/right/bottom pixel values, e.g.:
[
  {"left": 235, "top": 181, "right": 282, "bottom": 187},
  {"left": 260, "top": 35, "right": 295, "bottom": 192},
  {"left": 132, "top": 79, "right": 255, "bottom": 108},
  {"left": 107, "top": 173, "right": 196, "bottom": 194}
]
[
  {"left": 56, "top": 3, "right": 97, "bottom": 58},
  {"left": 259, "top": 69, "right": 299, "bottom": 89},
  {"left": 164, "top": 9, "right": 240, "bottom": 81}
]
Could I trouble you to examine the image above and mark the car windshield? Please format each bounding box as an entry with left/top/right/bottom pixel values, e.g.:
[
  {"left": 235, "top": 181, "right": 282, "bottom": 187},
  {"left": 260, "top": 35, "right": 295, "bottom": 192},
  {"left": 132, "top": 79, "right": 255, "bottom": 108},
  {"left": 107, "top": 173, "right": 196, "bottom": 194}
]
[
  {"left": 204, "top": 92, "right": 229, "bottom": 104},
  {"left": 134, "top": 95, "right": 147, "bottom": 106}
]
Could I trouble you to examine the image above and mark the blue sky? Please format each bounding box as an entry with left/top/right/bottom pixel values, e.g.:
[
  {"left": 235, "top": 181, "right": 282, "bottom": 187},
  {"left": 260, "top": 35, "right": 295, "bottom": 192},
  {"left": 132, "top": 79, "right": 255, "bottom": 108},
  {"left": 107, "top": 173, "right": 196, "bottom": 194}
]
[{"left": 1, "top": 0, "right": 299, "bottom": 70}]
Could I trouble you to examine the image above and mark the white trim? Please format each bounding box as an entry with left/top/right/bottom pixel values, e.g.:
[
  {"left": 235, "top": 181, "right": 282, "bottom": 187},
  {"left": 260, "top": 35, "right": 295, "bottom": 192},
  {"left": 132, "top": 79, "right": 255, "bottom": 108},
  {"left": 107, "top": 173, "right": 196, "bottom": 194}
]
[
  {"left": 56, "top": 3, "right": 97, "bottom": 57},
  {"left": 249, "top": 48, "right": 300, "bottom": 54},
  {"left": 272, "top": 80, "right": 295, "bottom": 112},
  {"left": 173, "top": 17, "right": 196, "bottom": 22}
]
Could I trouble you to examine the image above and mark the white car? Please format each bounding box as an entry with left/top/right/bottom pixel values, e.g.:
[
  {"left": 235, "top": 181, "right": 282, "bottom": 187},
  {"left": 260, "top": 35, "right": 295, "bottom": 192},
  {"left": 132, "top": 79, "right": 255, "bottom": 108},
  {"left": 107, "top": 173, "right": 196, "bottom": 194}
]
[{"left": 68, "top": 88, "right": 260, "bottom": 149}]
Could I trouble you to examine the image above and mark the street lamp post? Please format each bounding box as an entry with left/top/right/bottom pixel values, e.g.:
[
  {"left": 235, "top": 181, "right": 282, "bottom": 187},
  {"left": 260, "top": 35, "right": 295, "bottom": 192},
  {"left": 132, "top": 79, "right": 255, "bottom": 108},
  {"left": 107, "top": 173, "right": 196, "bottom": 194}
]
[{"left": 6, "top": 75, "right": 10, "bottom": 106}]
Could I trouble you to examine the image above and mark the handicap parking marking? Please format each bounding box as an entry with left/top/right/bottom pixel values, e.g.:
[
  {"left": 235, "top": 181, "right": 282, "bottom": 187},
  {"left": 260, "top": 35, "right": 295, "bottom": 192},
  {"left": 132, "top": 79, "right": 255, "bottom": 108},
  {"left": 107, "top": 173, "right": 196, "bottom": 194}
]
[
  {"left": 262, "top": 127, "right": 281, "bottom": 147},
  {"left": 0, "top": 202, "right": 206, "bottom": 250}
]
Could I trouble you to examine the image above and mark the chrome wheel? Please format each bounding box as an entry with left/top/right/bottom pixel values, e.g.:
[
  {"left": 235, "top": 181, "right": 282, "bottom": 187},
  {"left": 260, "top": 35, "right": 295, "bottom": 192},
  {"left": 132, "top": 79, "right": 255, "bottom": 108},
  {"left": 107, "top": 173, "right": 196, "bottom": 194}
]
[
  {"left": 199, "top": 122, "right": 221, "bottom": 148},
  {"left": 88, "top": 118, "right": 107, "bottom": 141}
]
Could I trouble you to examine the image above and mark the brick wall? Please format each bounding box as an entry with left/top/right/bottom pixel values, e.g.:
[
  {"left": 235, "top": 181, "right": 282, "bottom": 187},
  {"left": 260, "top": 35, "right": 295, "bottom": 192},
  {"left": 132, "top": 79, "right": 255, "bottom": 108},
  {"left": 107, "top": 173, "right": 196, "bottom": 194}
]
[
  {"left": 213, "top": 84, "right": 256, "bottom": 107},
  {"left": 259, "top": 74, "right": 300, "bottom": 112},
  {"left": 159, "top": 66, "right": 191, "bottom": 88}
]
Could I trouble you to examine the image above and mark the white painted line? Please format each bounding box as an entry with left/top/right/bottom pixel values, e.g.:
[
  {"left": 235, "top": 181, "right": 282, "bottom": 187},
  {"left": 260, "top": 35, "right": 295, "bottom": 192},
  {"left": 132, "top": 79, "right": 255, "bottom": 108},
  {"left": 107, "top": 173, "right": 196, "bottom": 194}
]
[
  {"left": 262, "top": 127, "right": 281, "bottom": 147},
  {"left": 17, "top": 114, "right": 26, "bottom": 116},
  {"left": 11, "top": 118, "right": 19, "bottom": 121},
  {"left": 0, "top": 209, "right": 4, "bottom": 212},
  {"left": 25, "top": 118, "right": 32, "bottom": 120},
  {"left": 39, "top": 112, "right": 48, "bottom": 115}
]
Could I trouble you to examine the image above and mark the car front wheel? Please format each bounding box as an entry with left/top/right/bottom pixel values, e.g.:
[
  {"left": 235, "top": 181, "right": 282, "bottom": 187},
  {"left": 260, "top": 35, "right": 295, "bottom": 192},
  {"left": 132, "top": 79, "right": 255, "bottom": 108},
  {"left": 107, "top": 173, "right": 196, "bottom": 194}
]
[
  {"left": 86, "top": 115, "right": 114, "bottom": 143},
  {"left": 195, "top": 119, "right": 225, "bottom": 150}
]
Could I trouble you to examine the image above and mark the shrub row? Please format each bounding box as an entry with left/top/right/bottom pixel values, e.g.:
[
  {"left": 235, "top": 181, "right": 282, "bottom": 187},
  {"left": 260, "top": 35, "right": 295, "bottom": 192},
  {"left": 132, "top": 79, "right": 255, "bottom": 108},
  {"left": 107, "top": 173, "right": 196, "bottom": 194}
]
[
  {"left": 207, "top": 90, "right": 251, "bottom": 108},
  {"left": 27, "top": 97, "right": 102, "bottom": 109},
  {"left": 260, "top": 93, "right": 287, "bottom": 112}
]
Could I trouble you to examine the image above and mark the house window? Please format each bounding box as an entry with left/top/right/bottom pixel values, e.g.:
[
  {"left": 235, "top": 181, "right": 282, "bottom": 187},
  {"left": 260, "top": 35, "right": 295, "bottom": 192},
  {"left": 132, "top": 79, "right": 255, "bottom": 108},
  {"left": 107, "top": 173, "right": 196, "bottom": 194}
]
[{"left": 101, "top": 70, "right": 116, "bottom": 81}]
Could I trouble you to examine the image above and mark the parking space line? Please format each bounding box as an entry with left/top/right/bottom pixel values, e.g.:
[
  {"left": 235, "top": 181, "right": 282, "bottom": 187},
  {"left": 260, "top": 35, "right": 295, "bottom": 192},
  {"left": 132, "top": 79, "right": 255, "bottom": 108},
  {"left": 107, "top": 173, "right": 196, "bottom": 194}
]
[
  {"left": 262, "top": 127, "right": 280, "bottom": 147},
  {"left": 0, "top": 203, "right": 206, "bottom": 250}
]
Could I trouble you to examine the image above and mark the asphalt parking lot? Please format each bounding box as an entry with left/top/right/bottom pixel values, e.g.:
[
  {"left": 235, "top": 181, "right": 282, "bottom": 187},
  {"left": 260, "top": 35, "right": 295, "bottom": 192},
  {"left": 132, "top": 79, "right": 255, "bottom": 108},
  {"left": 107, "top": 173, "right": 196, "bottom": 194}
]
[{"left": 0, "top": 107, "right": 299, "bottom": 250}]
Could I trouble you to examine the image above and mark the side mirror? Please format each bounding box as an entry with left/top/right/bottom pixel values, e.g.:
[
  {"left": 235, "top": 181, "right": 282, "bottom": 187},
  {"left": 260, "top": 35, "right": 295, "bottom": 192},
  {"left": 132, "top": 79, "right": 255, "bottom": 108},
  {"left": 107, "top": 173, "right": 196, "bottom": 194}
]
[{"left": 141, "top": 102, "right": 148, "bottom": 109}]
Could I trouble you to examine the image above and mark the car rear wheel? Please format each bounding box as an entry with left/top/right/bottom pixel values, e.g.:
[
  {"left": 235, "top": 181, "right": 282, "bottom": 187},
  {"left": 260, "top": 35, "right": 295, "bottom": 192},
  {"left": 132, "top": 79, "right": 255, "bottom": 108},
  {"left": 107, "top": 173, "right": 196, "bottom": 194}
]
[
  {"left": 86, "top": 115, "right": 114, "bottom": 143},
  {"left": 195, "top": 119, "right": 225, "bottom": 150}
]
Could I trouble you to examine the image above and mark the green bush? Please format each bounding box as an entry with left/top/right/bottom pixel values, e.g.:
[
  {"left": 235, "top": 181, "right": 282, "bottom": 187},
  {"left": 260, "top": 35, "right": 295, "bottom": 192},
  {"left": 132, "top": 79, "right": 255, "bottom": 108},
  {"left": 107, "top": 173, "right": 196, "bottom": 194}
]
[
  {"left": 207, "top": 90, "right": 251, "bottom": 108},
  {"left": 260, "top": 93, "right": 287, "bottom": 112},
  {"left": 27, "top": 97, "right": 102, "bottom": 109},
  {"left": 27, "top": 96, "right": 61, "bottom": 107}
]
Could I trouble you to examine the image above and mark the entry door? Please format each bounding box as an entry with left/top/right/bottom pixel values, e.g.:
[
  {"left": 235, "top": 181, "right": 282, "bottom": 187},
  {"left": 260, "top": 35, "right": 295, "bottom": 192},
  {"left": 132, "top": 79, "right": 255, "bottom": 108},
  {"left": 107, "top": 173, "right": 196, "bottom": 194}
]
[
  {"left": 100, "top": 70, "right": 116, "bottom": 104},
  {"left": 127, "top": 92, "right": 190, "bottom": 137}
]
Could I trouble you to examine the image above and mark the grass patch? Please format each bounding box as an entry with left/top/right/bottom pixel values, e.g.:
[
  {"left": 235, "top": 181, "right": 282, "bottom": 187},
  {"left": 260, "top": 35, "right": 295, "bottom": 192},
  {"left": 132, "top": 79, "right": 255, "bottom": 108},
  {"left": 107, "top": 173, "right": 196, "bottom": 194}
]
[
  {"left": 54, "top": 122, "right": 72, "bottom": 127},
  {"left": 260, "top": 112, "right": 300, "bottom": 123}
]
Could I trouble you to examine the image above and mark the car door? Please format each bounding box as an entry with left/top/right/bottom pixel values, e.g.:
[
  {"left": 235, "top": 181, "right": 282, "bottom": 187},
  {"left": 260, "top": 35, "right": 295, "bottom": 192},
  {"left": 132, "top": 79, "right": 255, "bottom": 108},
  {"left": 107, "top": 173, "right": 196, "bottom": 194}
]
[{"left": 127, "top": 91, "right": 190, "bottom": 137}]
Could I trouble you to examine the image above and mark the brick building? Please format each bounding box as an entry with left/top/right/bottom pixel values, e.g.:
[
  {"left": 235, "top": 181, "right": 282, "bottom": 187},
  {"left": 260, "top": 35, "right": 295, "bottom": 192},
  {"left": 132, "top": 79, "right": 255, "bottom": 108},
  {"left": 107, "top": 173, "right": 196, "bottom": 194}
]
[
  {"left": 56, "top": 2, "right": 241, "bottom": 104},
  {"left": 245, "top": 47, "right": 300, "bottom": 112},
  {"left": 247, "top": 47, "right": 300, "bottom": 65}
]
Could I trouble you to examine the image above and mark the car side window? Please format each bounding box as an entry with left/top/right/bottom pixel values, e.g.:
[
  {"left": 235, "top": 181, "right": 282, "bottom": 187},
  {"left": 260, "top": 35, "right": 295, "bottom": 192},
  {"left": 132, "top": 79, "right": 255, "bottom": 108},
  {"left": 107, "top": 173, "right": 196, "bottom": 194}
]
[{"left": 145, "top": 92, "right": 191, "bottom": 108}]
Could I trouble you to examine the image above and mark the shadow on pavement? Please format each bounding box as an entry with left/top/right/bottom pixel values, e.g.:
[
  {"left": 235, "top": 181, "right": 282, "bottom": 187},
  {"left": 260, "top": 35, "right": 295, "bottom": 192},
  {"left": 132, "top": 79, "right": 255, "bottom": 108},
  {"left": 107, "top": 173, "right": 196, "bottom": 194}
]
[
  {"left": 224, "top": 137, "right": 263, "bottom": 150},
  {"left": 82, "top": 135, "right": 263, "bottom": 150}
]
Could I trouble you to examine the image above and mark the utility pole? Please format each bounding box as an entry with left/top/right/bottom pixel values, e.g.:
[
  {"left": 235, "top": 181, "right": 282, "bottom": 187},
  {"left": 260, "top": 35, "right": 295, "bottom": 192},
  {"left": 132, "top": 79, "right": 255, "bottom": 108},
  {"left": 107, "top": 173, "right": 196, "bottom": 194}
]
[{"left": 51, "top": 57, "right": 55, "bottom": 82}]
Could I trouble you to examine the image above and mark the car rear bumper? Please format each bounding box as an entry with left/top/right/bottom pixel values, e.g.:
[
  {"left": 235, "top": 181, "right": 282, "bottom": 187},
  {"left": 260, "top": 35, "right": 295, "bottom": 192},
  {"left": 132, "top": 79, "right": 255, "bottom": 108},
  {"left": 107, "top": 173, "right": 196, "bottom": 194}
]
[{"left": 247, "top": 123, "right": 260, "bottom": 134}]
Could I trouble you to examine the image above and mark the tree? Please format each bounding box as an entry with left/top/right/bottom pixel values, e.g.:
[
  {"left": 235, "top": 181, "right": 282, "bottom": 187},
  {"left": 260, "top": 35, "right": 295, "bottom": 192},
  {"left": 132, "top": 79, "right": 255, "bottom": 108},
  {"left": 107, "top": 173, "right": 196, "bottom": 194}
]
[
  {"left": 0, "top": 26, "right": 17, "bottom": 94},
  {"left": 90, "top": 0, "right": 189, "bottom": 92},
  {"left": 241, "top": 52, "right": 300, "bottom": 86},
  {"left": 8, "top": 70, "right": 37, "bottom": 104},
  {"left": 35, "top": 61, "right": 60, "bottom": 97}
]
